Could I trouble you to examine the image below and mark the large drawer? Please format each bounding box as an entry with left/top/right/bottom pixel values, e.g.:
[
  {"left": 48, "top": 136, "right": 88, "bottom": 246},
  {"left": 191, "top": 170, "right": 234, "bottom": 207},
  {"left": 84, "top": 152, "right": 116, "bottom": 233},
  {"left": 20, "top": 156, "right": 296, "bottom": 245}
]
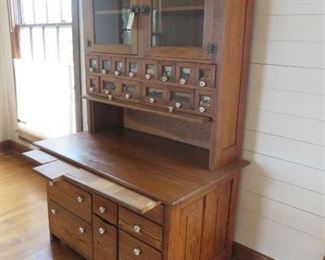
[
  {"left": 119, "top": 230, "right": 162, "bottom": 260},
  {"left": 48, "top": 179, "right": 92, "bottom": 224},
  {"left": 48, "top": 200, "right": 92, "bottom": 259},
  {"left": 93, "top": 215, "right": 117, "bottom": 260},
  {"left": 119, "top": 207, "right": 163, "bottom": 251}
]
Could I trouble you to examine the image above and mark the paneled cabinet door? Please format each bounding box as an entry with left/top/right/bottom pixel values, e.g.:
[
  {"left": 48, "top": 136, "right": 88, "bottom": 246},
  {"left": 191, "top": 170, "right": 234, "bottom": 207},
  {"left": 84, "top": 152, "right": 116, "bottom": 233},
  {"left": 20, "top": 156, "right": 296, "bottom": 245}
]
[
  {"left": 143, "top": 0, "right": 215, "bottom": 61},
  {"left": 83, "top": 0, "right": 139, "bottom": 55}
]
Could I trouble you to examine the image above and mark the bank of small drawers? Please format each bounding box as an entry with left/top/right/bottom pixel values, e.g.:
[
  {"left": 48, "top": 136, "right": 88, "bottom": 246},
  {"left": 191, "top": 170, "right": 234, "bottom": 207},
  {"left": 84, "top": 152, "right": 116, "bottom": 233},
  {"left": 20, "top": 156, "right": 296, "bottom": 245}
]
[{"left": 47, "top": 179, "right": 164, "bottom": 259}]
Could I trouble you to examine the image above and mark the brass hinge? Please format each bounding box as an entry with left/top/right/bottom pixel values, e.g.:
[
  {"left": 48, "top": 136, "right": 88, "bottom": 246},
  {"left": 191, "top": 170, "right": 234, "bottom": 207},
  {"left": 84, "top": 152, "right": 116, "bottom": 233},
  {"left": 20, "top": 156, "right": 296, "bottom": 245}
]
[{"left": 206, "top": 43, "right": 217, "bottom": 54}]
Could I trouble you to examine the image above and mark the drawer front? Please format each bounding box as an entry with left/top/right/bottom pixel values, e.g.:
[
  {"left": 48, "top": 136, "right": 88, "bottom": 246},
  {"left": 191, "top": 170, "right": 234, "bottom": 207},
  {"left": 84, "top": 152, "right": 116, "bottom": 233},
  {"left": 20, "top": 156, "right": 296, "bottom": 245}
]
[
  {"left": 119, "top": 207, "right": 163, "bottom": 251},
  {"left": 93, "top": 215, "right": 117, "bottom": 260},
  {"left": 48, "top": 200, "right": 92, "bottom": 259},
  {"left": 48, "top": 180, "right": 92, "bottom": 224},
  {"left": 93, "top": 194, "right": 118, "bottom": 225},
  {"left": 143, "top": 204, "right": 164, "bottom": 226},
  {"left": 119, "top": 230, "right": 162, "bottom": 260}
]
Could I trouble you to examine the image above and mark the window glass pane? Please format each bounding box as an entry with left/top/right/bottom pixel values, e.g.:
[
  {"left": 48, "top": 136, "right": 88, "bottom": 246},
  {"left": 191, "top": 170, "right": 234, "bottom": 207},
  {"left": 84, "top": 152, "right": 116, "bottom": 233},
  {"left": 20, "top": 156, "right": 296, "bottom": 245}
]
[
  {"left": 44, "top": 27, "right": 58, "bottom": 62},
  {"left": 21, "top": 0, "right": 34, "bottom": 24},
  {"left": 47, "top": 0, "right": 61, "bottom": 23},
  {"left": 19, "top": 27, "right": 32, "bottom": 60},
  {"left": 59, "top": 27, "right": 73, "bottom": 64},
  {"left": 32, "top": 27, "right": 44, "bottom": 61},
  {"left": 61, "top": 0, "right": 72, "bottom": 22},
  {"left": 34, "top": 0, "right": 47, "bottom": 23}
]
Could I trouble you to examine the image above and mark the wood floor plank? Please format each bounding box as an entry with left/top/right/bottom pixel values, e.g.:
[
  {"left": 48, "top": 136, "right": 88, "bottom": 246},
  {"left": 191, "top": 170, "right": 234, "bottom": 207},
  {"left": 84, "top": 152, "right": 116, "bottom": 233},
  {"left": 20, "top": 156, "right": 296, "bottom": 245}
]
[{"left": 0, "top": 153, "right": 83, "bottom": 260}]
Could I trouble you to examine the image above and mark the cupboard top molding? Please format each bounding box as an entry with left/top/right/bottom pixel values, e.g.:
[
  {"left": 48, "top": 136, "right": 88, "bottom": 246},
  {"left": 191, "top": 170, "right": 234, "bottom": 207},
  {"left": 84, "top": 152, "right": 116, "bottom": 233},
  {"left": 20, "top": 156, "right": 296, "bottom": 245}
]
[{"left": 34, "top": 130, "right": 249, "bottom": 205}]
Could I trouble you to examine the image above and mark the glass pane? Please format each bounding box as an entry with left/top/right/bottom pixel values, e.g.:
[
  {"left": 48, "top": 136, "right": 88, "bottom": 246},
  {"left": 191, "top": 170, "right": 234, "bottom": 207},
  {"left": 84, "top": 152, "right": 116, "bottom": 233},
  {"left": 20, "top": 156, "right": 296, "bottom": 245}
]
[
  {"left": 171, "top": 91, "right": 191, "bottom": 106},
  {"left": 34, "top": 0, "right": 47, "bottom": 23},
  {"left": 147, "top": 88, "right": 163, "bottom": 99},
  {"left": 90, "top": 79, "right": 97, "bottom": 87},
  {"left": 103, "top": 81, "right": 116, "bottom": 91},
  {"left": 199, "top": 69, "right": 211, "bottom": 81},
  {"left": 199, "top": 95, "right": 211, "bottom": 107},
  {"left": 32, "top": 27, "right": 44, "bottom": 61},
  {"left": 115, "top": 61, "right": 124, "bottom": 72},
  {"left": 59, "top": 27, "right": 73, "bottom": 65},
  {"left": 44, "top": 27, "right": 58, "bottom": 62},
  {"left": 62, "top": 0, "right": 72, "bottom": 22},
  {"left": 129, "top": 63, "right": 138, "bottom": 73},
  {"left": 47, "top": 0, "right": 61, "bottom": 23},
  {"left": 152, "top": 0, "right": 204, "bottom": 47},
  {"left": 21, "top": 0, "right": 34, "bottom": 24},
  {"left": 146, "top": 64, "right": 154, "bottom": 75},
  {"left": 162, "top": 65, "right": 173, "bottom": 77},
  {"left": 180, "top": 68, "right": 191, "bottom": 79},
  {"left": 102, "top": 60, "right": 111, "bottom": 71},
  {"left": 123, "top": 84, "right": 136, "bottom": 94},
  {"left": 20, "top": 27, "right": 32, "bottom": 60},
  {"left": 94, "top": 0, "right": 133, "bottom": 45}
]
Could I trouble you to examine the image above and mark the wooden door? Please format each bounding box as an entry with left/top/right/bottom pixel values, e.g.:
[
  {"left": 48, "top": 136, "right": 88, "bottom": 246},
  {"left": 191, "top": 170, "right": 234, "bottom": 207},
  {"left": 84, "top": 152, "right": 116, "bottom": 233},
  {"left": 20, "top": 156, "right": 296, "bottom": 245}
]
[
  {"left": 143, "top": 0, "right": 215, "bottom": 61},
  {"left": 83, "top": 0, "right": 139, "bottom": 55}
]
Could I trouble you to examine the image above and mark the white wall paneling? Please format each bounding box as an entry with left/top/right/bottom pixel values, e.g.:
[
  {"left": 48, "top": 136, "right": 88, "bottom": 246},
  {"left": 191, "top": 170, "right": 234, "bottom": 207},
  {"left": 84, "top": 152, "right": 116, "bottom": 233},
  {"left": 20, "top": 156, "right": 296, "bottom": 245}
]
[{"left": 237, "top": 0, "right": 325, "bottom": 259}]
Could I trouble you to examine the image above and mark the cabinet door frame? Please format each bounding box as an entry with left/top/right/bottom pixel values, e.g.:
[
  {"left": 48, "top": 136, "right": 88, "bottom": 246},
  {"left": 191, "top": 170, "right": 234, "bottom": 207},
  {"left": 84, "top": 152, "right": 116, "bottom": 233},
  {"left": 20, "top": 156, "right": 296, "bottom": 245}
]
[
  {"left": 83, "top": 0, "right": 139, "bottom": 55},
  {"left": 142, "top": 0, "right": 215, "bottom": 61}
]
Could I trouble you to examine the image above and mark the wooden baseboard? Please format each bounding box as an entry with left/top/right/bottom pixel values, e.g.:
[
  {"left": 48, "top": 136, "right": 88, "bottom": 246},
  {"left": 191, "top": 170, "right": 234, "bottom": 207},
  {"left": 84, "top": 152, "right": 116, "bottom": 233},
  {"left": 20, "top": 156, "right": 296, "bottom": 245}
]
[
  {"left": 0, "top": 140, "right": 30, "bottom": 154},
  {"left": 0, "top": 140, "right": 12, "bottom": 153},
  {"left": 233, "top": 242, "right": 273, "bottom": 260}
]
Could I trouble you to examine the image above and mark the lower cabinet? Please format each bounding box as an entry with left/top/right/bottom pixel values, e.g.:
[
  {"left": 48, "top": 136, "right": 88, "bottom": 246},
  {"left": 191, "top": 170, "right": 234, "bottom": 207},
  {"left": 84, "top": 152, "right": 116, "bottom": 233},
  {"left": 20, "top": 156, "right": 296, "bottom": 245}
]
[{"left": 48, "top": 200, "right": 93, "bottom": 259}]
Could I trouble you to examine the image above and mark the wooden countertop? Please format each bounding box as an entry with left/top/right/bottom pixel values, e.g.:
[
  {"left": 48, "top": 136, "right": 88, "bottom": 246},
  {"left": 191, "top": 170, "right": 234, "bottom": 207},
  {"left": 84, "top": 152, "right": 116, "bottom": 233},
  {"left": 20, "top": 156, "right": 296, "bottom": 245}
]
[{"left": 34, "top": 129, "right": 248, "bottom": 205}]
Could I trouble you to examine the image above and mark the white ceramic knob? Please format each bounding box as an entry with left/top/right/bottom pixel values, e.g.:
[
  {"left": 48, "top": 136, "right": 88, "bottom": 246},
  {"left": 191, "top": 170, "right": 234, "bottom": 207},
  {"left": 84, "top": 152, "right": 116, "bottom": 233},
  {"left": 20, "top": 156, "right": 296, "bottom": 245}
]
[
  {"left": 108, "top": 95, "right": 113, "bottom": 100},
  {"left": 161, "top": 75, "right": 168, "bottom": 82},
  {"left": 149, "top": 98, "right": 155, "bottom": 104},
  {"left": 125, "top": 94, "right": 131, "bottom": 99},
  {"left": 199, "top": 107, "right": 206, "bottom": 113},
  {"left": 79, "top": 227, "right": 85, "bottom": 234},
  {"left": 101, "top": 69, "right": 107, "bottom": 75},
  {"left": 77, "top": 195, "right": 84, "bottom": 203},
  {"left": 128, "top": 72, "right": 135, "bottom": 78},
  {"left": 168, "top": 106, "right": 174, "bottom": 113},
  {"left": 114, "top": 70, "right": 120, "bottom": 76},
  {"left": 104, "top": 89, "right": 110, "bottom": 95},
  {"left": 89, "top": 87, "right": 95, "bottom": 93},
  {"left": 133, "top": 225, "right": 142, "bottom": 233},
  {"left": 89, "top": 68, "right": 94, "bottom": 73},
  {"left": 51, "top": 209, "right": 57, "bottom": 215},
  {"left": 99, "top": 206, "right": 106, "bottom": 214},
  {"left": 180, "top": 78, "right": 187, "bottom": 85},
  {"left": 175, "top": 102, "right": 182, "bottom": 109},
  {"left": 199, "top": 81, "right": 207, "bottom": 88},
  {"left": 145, "top": 74, "right": 152, "bottom": 80},
  {"left": 49, "top": 181, "right": 54, "bottom": 187},
  {"left": 133, "top": 248, "right": 141, "bottom": 256},
  {"left": 98, "top": 227, "right": 106, "bottom": 234}
]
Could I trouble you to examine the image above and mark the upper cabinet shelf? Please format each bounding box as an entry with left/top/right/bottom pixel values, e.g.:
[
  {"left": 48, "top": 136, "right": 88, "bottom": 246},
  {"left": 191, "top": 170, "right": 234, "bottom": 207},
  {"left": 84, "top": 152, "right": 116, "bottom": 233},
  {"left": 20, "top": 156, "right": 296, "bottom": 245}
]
[{"left": 83, "top": 0, "right": 216, "bottom": 62}]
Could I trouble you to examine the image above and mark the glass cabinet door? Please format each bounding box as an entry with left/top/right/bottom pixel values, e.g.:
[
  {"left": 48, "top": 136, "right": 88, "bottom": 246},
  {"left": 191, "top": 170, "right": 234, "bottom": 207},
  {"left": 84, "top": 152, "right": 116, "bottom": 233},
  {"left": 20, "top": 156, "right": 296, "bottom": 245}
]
[
  {"left": 83, "top": 0, "right": 138, "bottom": 55},
  {"left": 144, "top": 0, "right": 215, "bottom": 61}
]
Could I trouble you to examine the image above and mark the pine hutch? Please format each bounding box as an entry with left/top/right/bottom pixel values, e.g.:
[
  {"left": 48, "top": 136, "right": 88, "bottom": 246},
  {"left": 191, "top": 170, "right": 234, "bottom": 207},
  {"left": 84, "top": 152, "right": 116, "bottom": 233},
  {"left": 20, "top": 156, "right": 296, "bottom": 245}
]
[{"left": 24, "top": 0, "right": 254, "bottom": 259}]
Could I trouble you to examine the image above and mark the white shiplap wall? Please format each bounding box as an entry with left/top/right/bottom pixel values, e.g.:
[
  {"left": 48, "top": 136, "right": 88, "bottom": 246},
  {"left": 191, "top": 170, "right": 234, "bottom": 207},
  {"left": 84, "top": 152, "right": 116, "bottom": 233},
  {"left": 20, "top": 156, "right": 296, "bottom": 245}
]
[{"left": 235, "top": 0, "right": 325, "bottom": 259}]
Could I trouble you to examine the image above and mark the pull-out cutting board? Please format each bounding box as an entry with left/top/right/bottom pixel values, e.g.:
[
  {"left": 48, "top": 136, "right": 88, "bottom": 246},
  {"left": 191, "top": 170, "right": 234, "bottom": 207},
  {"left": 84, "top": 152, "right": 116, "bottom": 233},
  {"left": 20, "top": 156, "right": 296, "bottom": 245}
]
[{"left": 65, "top": 169, "right": 161, "bottom": 215}]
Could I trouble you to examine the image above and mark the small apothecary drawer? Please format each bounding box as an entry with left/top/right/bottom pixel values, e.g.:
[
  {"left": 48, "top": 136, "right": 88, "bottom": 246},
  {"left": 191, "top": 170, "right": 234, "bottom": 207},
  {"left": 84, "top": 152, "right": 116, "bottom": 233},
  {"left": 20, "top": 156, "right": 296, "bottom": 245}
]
[
  {"left": 47, "top": 179, "right": 92, "bottom": 224},
  {"left": 119, "top": 230, "right": 162, "bottom": 260},
  {"left": 93, "top": 215, "right": 117, "bottom": 260},
  {"left": 93, "top": 194, "right": 118, "bottom": 225},
  {"left": 119, "top": 207, "right": 163, "bottom": 251},
  {"left": 48, "top": 200, "right": 93, "bottom": 259}
]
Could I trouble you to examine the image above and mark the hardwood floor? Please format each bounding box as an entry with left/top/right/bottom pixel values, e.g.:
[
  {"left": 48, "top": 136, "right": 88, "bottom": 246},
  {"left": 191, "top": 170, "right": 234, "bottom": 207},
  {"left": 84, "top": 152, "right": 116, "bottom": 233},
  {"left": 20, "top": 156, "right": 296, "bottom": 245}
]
[{"left": 0, "top": 152, "right": 83, "bottom": 260}]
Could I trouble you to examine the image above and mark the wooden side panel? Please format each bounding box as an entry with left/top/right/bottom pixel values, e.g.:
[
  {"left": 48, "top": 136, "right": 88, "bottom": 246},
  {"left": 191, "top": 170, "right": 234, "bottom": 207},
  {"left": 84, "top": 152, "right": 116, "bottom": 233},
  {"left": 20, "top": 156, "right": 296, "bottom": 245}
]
[
  {"left": 167, "top": 198, "right": 204, "bottom": 260},
  {"left": 210, "top": 0, "right": 255, "bottom": 169},
  {"left": 200, "top": 181, "right": 232, "bottom": 259}
]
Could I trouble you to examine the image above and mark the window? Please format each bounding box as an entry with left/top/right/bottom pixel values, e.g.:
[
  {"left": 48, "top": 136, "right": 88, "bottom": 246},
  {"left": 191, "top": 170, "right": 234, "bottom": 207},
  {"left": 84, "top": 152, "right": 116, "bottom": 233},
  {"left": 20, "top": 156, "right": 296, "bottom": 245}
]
[{"left": 9, "top": 0, "right": 80, "bottom": 139}]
